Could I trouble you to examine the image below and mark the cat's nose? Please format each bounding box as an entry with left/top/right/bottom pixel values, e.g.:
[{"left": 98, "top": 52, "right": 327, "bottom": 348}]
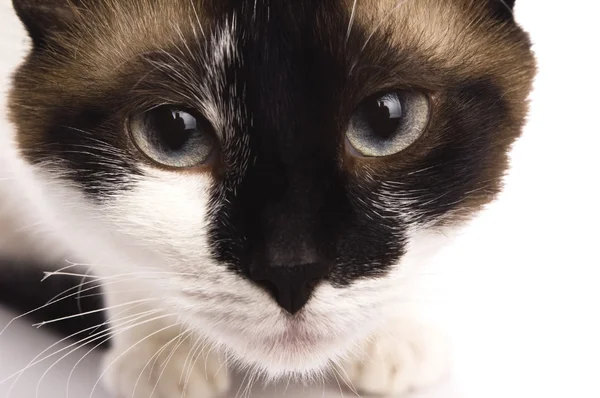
[{"left": 250, "top": 263, "right": 329, "bottom": 315}]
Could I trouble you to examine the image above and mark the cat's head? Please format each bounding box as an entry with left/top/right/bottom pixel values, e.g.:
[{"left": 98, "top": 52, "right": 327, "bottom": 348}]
[{"left": 10, "top": 0, "right": 535, "bottom": 377}]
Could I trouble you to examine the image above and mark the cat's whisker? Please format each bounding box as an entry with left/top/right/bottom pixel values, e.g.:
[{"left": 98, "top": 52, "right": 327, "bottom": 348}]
[
  {"left": 32, "top": 298, "right": 163, "bottom": 329},
  {"left": 64, "top": 330, "right": 120, "bottom": 398},
  {"left": 160, "top": 328, "right": 191, "bottom": 373},
  {"left": 0, "top": 287, "right": 102, "bottom": 338},
  {"left": 43, "top": 270, "right": 196, "bottom": 280},
  {"left": 331, "top": 365, "right": 346, "bottom": 398},
  {"left": 46, "top": 278, "right": 129, "bottom": 306},
  {"left": 235, "top": 358, "right": 252, "bottom": 398},
  {"left": 242, "top": 367, "right": 256, "bottom": 398},
  {"left": 48, "top": 260, "right": 92, "bottom": 277},
  {"left": 65, "top": 313, "right": 174, "bottom": 398},
  {"left": 2, "top": 309, "right": 167, "bottom": 396},
  {"left": 17, "top": 329, "right": 108, "bottom": 398},
  {"left": 134, "top": 328, "right": 190, "bottom": 398},
  {"left": 153, "top": 330, "right": 194, "bottom": 397},
  {"left": 43, "top": 266, "right": 195, "bottom": 306},
  {"left": 212, "top": 351, "right": 229, "bottom": 385},
  {"left": 283, "top": 368, "right": 293, "bottom": 394},
  {"left": 75, "top": 288, "right": 163, "bottom": 300},
  {"left": 15, "top": 307, "right": 161, "bottom": 389},
  {"left": 74, "top": 267, "right": 95, "bottom": 317},
  {"left": 180, "top": 332, "right": 207, "bottom": 389},
  {"left": 251, "top": 367, "right": 266, "bottom": 398},
  {"left": 182, "top": 333, "right": 213, "bottom": 392},
  {"left": 36, "top": 310, "right": 163, "bottom": 398},
  {"left": 237, "top": 362, "right": 256, "bottom": 398},
  {"left": 332, "top": 359, "right": 361, "bottom": 397},
  {"left": 180, "top": 334, "right": 200, "bottom": 391},
  {"left": 89, "top": 322, "right": 180, "bottom": 398},
  {"left": 56, "top": 259, "right": 169, "bottom": 274}
]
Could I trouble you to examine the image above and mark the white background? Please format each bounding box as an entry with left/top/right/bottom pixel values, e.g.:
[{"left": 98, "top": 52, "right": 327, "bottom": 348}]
[{"left": 1, "top": 0, "right": 599, "bottom": 397}]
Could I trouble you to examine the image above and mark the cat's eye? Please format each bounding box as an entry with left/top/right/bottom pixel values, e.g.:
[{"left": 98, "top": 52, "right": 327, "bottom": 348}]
[
  {"left": 129, "top": 106, "right": 216, "bottom": 168},
  {"left": 346, "top": 91, "right": 430, "bottom": 157}
]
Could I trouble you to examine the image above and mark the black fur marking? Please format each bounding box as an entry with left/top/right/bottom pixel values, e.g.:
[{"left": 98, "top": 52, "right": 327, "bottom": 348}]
[{"left": 208, "top": 1, "right": 408, "bottom": 299}]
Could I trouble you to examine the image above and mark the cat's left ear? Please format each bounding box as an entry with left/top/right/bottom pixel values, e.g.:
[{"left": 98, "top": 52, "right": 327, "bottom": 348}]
[
  {"left": 12, "top": 0, "right": 84, "bottom": 49},
  {"left": 489, "top": 0, "right": 516, "bottom": 21}
]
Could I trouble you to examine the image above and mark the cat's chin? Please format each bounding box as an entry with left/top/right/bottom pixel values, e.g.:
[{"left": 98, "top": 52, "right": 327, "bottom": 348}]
[
  {"left": 226, "top": 333, "right": 355, "bottom": 377},
  {"left": 198, "top": 317, "right": 372, "bottom": 377}
]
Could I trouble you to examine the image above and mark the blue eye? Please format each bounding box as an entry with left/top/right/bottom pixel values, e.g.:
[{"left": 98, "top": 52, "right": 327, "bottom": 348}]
[
  {"left": 346, "top": 91, "right": 430, "bottom": 157},
  {"left": 130, "top": 106, "right": 216, "bottom": 168}
]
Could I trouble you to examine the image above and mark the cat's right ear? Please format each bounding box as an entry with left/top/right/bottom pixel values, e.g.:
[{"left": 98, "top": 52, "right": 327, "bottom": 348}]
[{"left": 12, "top": 0, "right": 83, "bottom": 49}]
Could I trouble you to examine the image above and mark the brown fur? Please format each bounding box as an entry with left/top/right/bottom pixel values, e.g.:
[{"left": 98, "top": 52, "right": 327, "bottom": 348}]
[{"left": 343, "top": 0, "right": 536, "bottom": 221}]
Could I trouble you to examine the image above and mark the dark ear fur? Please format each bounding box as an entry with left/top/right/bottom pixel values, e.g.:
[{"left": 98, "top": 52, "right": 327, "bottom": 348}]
[
  {"left": 12, "top": 0, "right": 82, "bottom": 48},
  {"left": 489, "top": 0, "right": 516, "bottom": 21}
]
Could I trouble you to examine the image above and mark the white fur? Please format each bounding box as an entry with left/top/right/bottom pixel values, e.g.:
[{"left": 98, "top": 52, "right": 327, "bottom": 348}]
[{"left": 342, "top": 314, "right": 449, "bottom": 396}]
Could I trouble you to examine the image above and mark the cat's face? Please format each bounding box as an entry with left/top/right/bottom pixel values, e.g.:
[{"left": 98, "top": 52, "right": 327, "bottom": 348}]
[{"left": 9, "top": 0, "right": 535, "bottom": 376}]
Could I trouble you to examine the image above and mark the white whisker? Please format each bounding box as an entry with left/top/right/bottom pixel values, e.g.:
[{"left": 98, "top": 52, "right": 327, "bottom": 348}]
[
  {"left": 89, "top": 322, "right": 180, "bottom": 398},
  {"left": 2, "top": 310, "right": 168, "bottom": 394},
  {"left": 149, "top": 330, "right": 191, "bottom": 397},
  {"left": 32, "top": 298, "right": 162, "bottom": 329}
]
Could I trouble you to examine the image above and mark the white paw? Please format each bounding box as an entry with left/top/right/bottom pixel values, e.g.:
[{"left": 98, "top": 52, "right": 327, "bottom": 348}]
[
  {"left": 341, "top": 319, "right": 449, "bottom": 397},
  {"left": 101, "top": 333, "right": 230, "bottom": 398}
]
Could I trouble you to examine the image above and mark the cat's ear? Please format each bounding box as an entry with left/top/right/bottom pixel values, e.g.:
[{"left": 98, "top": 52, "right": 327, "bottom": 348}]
[
  {"left": 12, "top": 0, "right": 84, "bottom": 48},
  {"left": 489, "top": 0, "right": 516, "bottom": 21}
]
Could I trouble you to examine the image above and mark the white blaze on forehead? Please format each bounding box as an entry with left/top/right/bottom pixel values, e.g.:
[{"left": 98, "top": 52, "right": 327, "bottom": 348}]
[
  {"left": 201, "top": 14, "right": 241, "bottom": 130},
  {"left": 201, "top": 14, "right": 251, "bottom": 179},
  {"left": 213, "top": 15, "right": 239, "bottom": 70}
]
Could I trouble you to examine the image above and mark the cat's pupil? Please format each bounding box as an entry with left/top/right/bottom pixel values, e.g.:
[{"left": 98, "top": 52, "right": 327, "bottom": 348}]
[
  {"left": 364, "top": 94, "right": 403, "bottom": 139},
  {"left": 154, "top": 107, "right": 197, "bottom": 151}
]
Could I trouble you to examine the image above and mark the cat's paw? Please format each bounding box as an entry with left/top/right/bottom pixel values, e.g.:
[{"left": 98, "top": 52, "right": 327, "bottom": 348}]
[
  {"left": 341, "top": 319, "right": 449, "bottom": 397},
  {"left": 101, "top": 334, "right": 230, "bottom": 398}
]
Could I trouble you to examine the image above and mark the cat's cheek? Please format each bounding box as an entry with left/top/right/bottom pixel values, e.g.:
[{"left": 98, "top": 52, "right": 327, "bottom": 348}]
[
  {"left": 100, "top": 313, "right": 230, "bottom": 398},
  {"left": 103, "top": 167, "right": 214, "bottom": 262}
]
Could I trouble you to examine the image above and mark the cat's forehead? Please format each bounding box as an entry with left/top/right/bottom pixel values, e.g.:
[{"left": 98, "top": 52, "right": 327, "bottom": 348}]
[{"left": 53, "top": 0, "right": 524, "bottom": 84}]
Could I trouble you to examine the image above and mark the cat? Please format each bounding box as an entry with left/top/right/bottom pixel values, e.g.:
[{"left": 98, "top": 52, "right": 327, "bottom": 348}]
[{"left": 0, "top": 0, "right": 535, "bottom": 397}]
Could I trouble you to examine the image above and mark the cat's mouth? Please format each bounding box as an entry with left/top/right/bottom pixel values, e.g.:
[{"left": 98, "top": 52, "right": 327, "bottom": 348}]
[
  {"left": 261, "top": 321, "right": 335, "bottom": 347},
  {"left": 201, "top": 313, "right": 364, "bottom": 375}
]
